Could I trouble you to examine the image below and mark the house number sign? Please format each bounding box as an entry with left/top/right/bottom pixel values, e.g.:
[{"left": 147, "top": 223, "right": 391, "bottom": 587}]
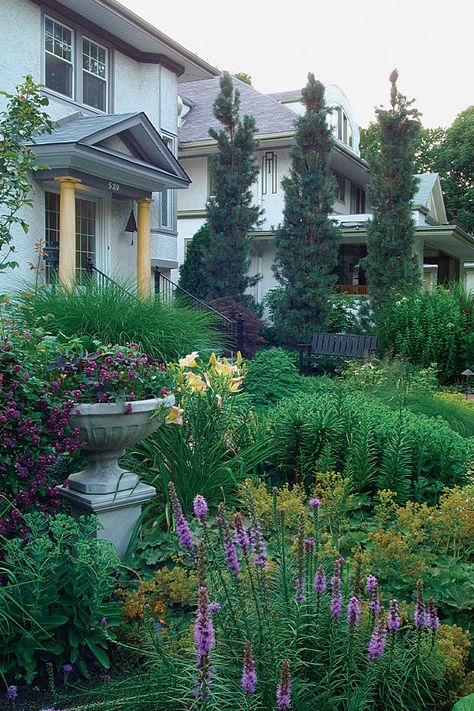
[{"left": 108, "top": 181, "right": 120, "bottom": 192}]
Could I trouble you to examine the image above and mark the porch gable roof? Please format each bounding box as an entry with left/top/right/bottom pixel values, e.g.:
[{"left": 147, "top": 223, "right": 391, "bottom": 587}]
[{"left": 31, "top": 112, "right": 190, "bottom": 198}]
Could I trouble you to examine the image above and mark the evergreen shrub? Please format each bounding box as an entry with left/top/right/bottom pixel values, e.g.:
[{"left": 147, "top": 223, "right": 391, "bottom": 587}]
[{"left": 244, "top": 348, "right": 306, "bottom": 407}]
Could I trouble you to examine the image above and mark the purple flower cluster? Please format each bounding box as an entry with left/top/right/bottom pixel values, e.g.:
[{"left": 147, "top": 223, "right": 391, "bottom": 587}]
[
  {"left": 168, "top": 482, "right": 194, "bottom": 554},
  {"left": 367, "top": 619, "right": 387, "bottom": 661},
  {"left": 347, "top": 595, "right": 361, "bottom": 628},
  {"left": 387, "top": 599, "right": 400, "bottom": 632},
  {"left": 233, "top": 512, "right": 250, "bottom": 550},
  {"left": 194, "top": 584, "right": 215, "bottom": 700},
  {"left": 276, "top": 660, "right": 292, "bottom": 710},
  {"left": 314, "top": 566, "right": 326, "bottom": 596},
  {"left": 427, "top": 597, "right": 440, "bottom": 631},
  {"left": 6, "top": 685, "right": 17, "bottom": 702},
  {"left": 250, "top": 527, "right": 268, "bottom": 570},
  {"left": 193, "top": 494, "right": 208, "bottom": 523},
  {"left": 241, "top": 641, "right": 257, "bottom": 695},
  {"left": 223, "top": 526, "right": 240, "bottom": 577},
  {"left": 414, "top": 580, "right": 426, "bottom": 628},
  {"left": 0, "top": 332, "right": 82, "bottom": 538},
  {"left": 330, "top": 559, "right": 343, "bottom": 619}
]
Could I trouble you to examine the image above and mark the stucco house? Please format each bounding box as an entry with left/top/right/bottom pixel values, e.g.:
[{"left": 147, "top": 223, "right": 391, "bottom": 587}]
[
  {"left": 176, "top": 77, "right": 474, "bottom": 305},
  {"left": 0, "top": 0, "right": 219, "bottom": 296}
]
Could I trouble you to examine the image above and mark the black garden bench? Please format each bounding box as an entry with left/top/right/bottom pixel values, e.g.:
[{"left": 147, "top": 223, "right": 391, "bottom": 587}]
[{"left": 298, "top": 333, "right": 378, "bottom": 374}]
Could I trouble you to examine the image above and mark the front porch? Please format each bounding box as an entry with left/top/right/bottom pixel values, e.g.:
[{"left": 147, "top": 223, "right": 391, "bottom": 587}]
[{"left": 31, "top": 112, "right": 190, "bottom": 297}]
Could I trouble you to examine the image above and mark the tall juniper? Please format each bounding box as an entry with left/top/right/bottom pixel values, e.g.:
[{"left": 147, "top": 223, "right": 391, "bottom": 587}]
[
  {"left": 362, "top": 69, "right": 422, "bottom": 315},
  {"left": 272, "top": 73, "right": 340, "bottom": 346},
  {"left": 181, "top": 72, "right": 260, "bottom": 301}
]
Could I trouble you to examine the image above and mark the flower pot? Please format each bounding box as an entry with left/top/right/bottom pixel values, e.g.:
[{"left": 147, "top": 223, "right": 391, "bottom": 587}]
[{"left": 67, "top": 395, "right": 173, "bottom": 495}]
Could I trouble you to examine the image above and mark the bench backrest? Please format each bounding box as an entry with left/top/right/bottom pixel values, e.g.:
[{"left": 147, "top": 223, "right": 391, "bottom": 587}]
[{"left": 310, "top": 333, "right": 377, "bottom": 358}]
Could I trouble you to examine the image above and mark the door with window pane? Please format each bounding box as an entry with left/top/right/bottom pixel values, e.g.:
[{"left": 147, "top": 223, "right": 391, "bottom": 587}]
[{"left": 45, "top": 192, "right": 96, "bottom": 283}]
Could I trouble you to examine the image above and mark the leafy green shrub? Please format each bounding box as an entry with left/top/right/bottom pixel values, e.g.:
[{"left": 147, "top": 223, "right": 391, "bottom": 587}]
[
  {"left": 266, "top": 383, "right": 469, "bottom": 502},
  {"left": 244, "top": 348, "right": 306, "bottom": 407},
  {"left": 377, "top": 287, "right": 470, "bottom": 382},
  {"left": 17, "top": 281, "right": 223, "bottom": 362},
  {"left": 0, "top": 513, "right": 121, "bottom": 684}
]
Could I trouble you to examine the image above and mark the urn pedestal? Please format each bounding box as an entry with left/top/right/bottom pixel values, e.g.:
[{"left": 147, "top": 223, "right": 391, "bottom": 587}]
[{"left": 59, "top": 396, "right": 172, "bottom": 558}]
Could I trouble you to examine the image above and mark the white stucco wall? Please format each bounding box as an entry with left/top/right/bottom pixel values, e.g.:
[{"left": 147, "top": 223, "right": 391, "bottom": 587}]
[{"left": 0, "top": 0, "right": 184, "bottom": 293}]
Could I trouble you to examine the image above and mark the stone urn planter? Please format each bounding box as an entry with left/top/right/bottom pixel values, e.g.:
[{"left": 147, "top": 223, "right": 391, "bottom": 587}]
[
  {"left": 60, "top": 395, "right": 174, "bottom": 558},
  {"left": 67, "top": 395, "right": 173, "bottom": 495}
]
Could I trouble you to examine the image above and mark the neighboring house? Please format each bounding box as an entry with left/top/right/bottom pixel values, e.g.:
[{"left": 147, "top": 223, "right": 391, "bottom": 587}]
[
  {"left": 176, "top": 77, "right": 474, "bottom": 305},
  {"left": 0, "top": 0, "right": 219, "bottom": 295}
]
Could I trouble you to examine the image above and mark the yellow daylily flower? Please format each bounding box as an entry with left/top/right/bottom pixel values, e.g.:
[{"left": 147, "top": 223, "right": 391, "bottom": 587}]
[
  {"left": 214, "top": 360, "right": 236, "bottom": 376},
  {"left": 236, "top": 351, "right": 243, "bottom": 367},
  {"left": 185, "top": 371, "right": 207, "bottom": 392},
  {"left": 229, "top": 376, "right": 244, "bottom": 392},
  {"left": 209, "top": 352, "right": 217, "bottom": 366},
  {"left": 178, "top": 351, "right": 199, "bottom": 368},
  {"left": 165, "top": 405, "right": 184, "bottom": 426}
]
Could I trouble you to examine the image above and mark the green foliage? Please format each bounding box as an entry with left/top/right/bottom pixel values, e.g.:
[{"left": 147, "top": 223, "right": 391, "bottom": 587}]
[
  {"left": 244, "top": 348, "right": 306, "bottom": 407},
  {"left": 178, "top": 223, "right": 212, "bottom": 299},
  {"left": 18, "top": 280, "right": 223, "bottom": 362},
  {"left": 272, "top": 74, "right": 341, "bottom": 346},
  {"left": 453, "top": 693, "right": 474, "bottom": 710},
  {"left": 204, "top": 71, "right": 260, "bottom": 299},
  {"left": 436, "top": 106, "right": 474, "bottom": 234},
  {"left": 377, "top": 287, "right": 469, "bottom": 382},
  {"left": 362, "top": 70, "right": 421, "bottom": 314},
  {"left": 129, "top": 353, "right": 272, "bottom": 516},
  {"left": 0, "top": 75, "right": 53, "bottom": 272},
  {"left": 233, "top": 72, "right": 252, "bottom": 85},
  {"left": 265, "top": 382, "right": 469, "bottom": 503},
  {"left": 0, "top": 513, "right": 121, "bottom": 684}
]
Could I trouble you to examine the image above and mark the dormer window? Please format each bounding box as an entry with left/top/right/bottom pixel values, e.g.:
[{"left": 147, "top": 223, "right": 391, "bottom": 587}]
[
  {"left": 43, "top": 15, "right": 110, "bottom": 112},
  {"left": 330, "top": 106, "right": 353, "bottom": 148}
]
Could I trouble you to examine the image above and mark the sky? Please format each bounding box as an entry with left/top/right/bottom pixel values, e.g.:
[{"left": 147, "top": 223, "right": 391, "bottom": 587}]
[{"left": 124, "top": 0, "right": 472, "bottom": 129}]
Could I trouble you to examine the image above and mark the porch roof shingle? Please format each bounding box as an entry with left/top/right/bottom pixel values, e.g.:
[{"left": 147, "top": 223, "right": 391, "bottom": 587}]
[{"left": 33, "top": 112, "right": 141, "bottom": 145}]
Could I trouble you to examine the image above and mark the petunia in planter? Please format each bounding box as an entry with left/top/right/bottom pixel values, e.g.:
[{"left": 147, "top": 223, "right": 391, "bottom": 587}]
[{"left": 48, "top": 343, "right": 175, "bottom": 557}]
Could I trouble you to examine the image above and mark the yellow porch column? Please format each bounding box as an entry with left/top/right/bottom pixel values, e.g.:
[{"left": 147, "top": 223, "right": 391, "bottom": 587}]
[
  {"left": 55, "top": 177, "right": 79, "bottom": 289},
  {"left": 136, "top": 197, "right": 153, "bottom": 298}
]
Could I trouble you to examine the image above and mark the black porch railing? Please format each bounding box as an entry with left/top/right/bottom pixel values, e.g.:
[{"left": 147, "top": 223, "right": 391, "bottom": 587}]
[
  {"left": 80, "top": 259, "right": 244, "bottom": 355},
  {"left": 154, "top": 267, "right": 244, "bottom": 355}
]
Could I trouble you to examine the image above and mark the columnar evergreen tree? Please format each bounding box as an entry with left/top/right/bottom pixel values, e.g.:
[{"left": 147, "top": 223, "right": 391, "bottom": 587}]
[
  {"left": 363, "top": 70, "right": 422, "bottom": 314},
  {"left": 178, "top": 223, "right": 211, "bottom": 299},
  {"left": 272, "top": 73, "right": 340, "bottom": 345},
  {"left": 205, "top": 71, "right": 260, "bottom": 299}
]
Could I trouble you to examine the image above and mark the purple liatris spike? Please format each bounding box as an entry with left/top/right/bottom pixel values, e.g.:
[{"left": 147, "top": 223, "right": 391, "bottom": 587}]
[
  {"left": 387, "top": 599, "right": 400, "bottom": 632},
  {"left": 295, "top": 577, "right": 304, "bottom": 603},
  {"left": 216, "top": 503, "right": 225, "bottom": 529},
  {"left": 223, "top": 527, "right": 240, "bottom": 577},
  {"left": 314, "top": 566, "right": 326, "bottom": 596},
  {"left": 366, "top": 574, "right": 378, "bottom": 593},
  {"left": 367, "top": 620, "right": 387, "bottom": 660},
  {"left": 427, "top": 597, "right": 440, "bottom": 631},
  {"left": 233, "top": 512, "right": 250, "bottom": 550},
  {"left": 241, "top": 641, "right": 257, "bottom": 695},
  {"left": 193, "top": 494, "right": 208, "bottom": 523},
  {"left": 347, "top": 595, "right": 361, "bottom": 628},
  {"left": 194, "top": 585, "right": 215, "bottom": 662},
  {"left": 276, "top": 660, "right": 292, "bottom": 710},
  {"left": 168, "top": 481, "right": 194, "bottom": 553},
  {"left": 6, "top": 686, "right": 18, "bottom": 702},
  {"left": 414, "top": 580, "right": 426, "bottom": 628},
  {"left": 368, "top": 589, "right": 381, "bottom": 614},
  {"left": 330, "top": 561, "right": 343, "bottom": 619},
  {"left": 304, "top": 537, "right": 315, "bottom": 551},
  {"left": 309, "top": 497, "right": 321, "bottom": 512},
  {"left": 250, "top": 527, "right": 268, "bottom": 570}
]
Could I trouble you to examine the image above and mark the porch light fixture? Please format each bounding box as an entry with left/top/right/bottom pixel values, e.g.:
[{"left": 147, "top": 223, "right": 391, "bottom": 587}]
[
  {"left": 125, "top": 206, "right": 137, "bottom": 245},
  {"left": 461, "top": 368, "right": 474, "bottom": 399}
]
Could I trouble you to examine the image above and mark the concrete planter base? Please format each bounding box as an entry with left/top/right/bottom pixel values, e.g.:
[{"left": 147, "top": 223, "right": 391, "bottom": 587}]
[{"left": 60, "top": 482, "right": 156, "bottom": 559}]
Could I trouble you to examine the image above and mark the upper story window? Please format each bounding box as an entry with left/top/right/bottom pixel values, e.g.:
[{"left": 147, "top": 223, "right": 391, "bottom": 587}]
[
  {"left": 160, "top": 135, "right": 176, "bottom": 231},
  {"left": 44, "top": 16, "right": 109, "bottom": 112},
  {"left": 330, "top": 106, "right": 353, "bottom": 149},
  {"left": 350, "top": 183, "right": 366, "bottom": 214}
]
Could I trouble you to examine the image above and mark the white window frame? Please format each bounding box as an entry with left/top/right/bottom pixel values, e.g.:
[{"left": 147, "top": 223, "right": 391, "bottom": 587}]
[
  {"left": 44, "top": 15, "right": 75, "bottom": 100},
  {"left": 42, "top": 13, "right": 111, "bottom": 113},
  {"left": 81, "top": 36, "right": 109, "bottom": 112},
  {"left": 160, "top": 133, "right": 177, "bottom": 232}
]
